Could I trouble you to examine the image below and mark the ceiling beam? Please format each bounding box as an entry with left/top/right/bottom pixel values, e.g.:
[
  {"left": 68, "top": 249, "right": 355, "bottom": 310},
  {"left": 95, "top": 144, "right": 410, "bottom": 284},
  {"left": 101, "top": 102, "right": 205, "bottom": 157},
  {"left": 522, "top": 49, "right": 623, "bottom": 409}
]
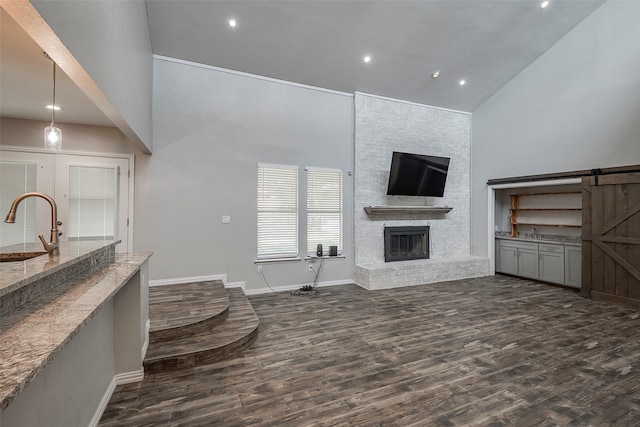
[{"left": 0, "top": 0, "right": 152, "bottom": 154}]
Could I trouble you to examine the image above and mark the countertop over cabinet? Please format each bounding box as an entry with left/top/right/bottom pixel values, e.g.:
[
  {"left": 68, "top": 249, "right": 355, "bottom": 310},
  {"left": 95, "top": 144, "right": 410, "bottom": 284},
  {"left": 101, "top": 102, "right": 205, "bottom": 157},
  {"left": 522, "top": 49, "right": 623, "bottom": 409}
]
[
  {"left": 0, "top": 241, "right": 118, "bottom": 299},
  {"left": 495, "top": 235, "right": 581, "bottom": 288},
  {"left": 495, "top": 232, "right": 581, "bottom": 246},
  {"left": 0, "top": 241, "right": 152, "bottom": 420}
]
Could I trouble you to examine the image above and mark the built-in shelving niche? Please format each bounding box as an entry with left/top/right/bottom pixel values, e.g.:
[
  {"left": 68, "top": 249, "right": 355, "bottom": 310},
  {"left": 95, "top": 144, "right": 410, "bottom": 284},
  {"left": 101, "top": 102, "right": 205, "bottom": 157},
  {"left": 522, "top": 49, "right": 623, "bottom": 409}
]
[
  {"left": 495, "top": 184, "right": 582, "bottom": 238},
  {"left": 508, "top": 192, "right": 582, "bottom": 237}
]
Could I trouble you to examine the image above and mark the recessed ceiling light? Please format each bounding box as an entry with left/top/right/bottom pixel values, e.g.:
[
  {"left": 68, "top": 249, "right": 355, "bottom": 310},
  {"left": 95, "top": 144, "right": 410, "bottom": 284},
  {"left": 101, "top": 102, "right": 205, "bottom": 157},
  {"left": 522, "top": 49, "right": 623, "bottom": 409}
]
[
  {"left": 363, "top": 55, "right": 371, "bottom": 63},
  {"left": 459, "top": 79, "right": 467, "bottom": 86},
  {"left": 431, "top": 70, "right": 441, "bottom": 78},
  {"left": 541, "top": 1, "right": 549, "bottom": 8},
  {"left": 228, "top": 18, "right": 237, "bottom": 27},
  {"left": 46, "top": 104, "right": 61, "bottom": 111}
]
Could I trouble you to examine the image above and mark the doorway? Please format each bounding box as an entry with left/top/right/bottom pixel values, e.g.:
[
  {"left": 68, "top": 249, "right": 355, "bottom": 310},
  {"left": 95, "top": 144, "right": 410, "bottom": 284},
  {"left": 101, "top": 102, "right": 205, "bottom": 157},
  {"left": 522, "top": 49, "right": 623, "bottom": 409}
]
[{"left": 0, "top": 149, "right": 133, "bottom": 252}]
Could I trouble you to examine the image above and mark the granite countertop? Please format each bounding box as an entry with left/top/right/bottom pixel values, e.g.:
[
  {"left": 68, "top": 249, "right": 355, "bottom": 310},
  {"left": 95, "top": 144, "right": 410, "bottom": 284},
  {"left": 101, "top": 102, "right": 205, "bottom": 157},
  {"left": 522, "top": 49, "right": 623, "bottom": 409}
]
[
  {"left": 0, "top": 241, "right": 152, "bottom": 411},
  {"left": 495, "top": 231, "right": 581, "bottom": 246},
  {"left": 0, "top": 240, "right": 119, "bottom": 298}
]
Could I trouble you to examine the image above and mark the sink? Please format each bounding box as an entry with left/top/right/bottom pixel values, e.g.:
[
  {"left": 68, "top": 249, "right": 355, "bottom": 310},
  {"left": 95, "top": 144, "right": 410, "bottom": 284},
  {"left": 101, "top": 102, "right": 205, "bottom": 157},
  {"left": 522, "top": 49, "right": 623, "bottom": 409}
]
[{"left": 0, "top": 251, "right": 48, "bottom": 262}]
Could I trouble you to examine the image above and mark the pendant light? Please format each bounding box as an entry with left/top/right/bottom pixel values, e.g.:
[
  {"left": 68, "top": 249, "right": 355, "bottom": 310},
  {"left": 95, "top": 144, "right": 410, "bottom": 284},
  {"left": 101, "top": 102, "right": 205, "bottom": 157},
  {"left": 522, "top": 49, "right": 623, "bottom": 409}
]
[{"left": 44, "top": 52, "right": 62, "bottom": 150}]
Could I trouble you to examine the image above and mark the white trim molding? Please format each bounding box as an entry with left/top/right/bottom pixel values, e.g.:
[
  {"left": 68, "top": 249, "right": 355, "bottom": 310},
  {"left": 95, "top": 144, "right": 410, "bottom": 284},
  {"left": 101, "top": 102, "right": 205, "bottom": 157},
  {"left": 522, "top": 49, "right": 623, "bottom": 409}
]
[
  {"left": 149, "top": 274, "right": 227, "bottom": 287},
  {"left": 141, "top": 319, "right": 151, "bottom": 359},
  {"left": 244, "top": 279, "right": 354, "bottom": 296},
  {"left": 116, "top": 370, "right": 145, "bottom": 385},
  {"left": 89, "top": 377, "right": 117, "bottom": 427},
  {"left": 354, "top": 91, "right": 471, "bottom": 115},
  {"left": 89, "top": 370, "right": 145, "bottom": 427},
  {"left": 224, "top": 281, "right": 247, "bottom": 291},
  {"left": 155, "top": 55, "right": 353, "bottom": 98}
]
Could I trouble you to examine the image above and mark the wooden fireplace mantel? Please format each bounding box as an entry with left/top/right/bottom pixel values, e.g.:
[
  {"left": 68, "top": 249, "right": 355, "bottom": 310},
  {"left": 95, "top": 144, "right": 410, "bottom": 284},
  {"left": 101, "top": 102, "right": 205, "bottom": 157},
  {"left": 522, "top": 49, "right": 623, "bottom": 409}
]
[{"left": 364, "top": 206, "right": 453, "bottom": 216}]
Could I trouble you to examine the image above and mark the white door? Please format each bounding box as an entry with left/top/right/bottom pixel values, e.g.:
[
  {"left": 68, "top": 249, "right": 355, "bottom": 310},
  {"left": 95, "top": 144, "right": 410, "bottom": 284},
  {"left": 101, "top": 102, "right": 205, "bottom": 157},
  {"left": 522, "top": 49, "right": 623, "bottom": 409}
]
[
  {"left": 0, "top": 149, "right": 132, "bottom": 253},
  {"left": 55, "top": 155, "right": 131, "bottom": 253},
  {"left": 0, "top": 151, "right": 54, "bottom": 249}
]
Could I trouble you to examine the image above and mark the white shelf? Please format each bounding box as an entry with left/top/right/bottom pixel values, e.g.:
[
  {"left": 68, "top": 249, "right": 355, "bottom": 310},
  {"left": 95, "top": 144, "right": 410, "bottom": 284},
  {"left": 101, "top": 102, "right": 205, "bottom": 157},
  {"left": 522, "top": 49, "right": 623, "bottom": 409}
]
[{"left": 364, "top": 206, "right": 452, "bottom": 216}]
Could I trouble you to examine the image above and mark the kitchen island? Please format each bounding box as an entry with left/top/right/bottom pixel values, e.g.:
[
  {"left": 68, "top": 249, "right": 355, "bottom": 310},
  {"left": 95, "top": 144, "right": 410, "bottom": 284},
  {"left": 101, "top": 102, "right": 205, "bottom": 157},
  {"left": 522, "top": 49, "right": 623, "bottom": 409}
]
[{"left": 0, "top": 241, "right": 151, "bottom": 427}]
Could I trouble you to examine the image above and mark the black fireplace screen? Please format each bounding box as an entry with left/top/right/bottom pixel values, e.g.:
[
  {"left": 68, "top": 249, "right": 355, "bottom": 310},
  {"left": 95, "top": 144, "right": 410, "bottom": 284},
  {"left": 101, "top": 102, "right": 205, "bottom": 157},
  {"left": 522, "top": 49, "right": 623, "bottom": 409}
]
[{"left": 384, "top": 226, "right": 429, "bottom": 262}]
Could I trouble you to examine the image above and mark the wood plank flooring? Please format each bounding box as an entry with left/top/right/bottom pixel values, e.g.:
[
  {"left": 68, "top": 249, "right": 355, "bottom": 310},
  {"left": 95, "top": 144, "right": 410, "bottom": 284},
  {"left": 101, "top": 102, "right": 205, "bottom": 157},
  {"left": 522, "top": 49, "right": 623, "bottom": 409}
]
[
  {"left": 100, "top": 275, "right": 640, "bottom": 426},
  {"left": 149, "top": 281, "right": 229, "bottom": 335},
  {"left": 144, "top": 288, "right": 258, "bottom": 373}
]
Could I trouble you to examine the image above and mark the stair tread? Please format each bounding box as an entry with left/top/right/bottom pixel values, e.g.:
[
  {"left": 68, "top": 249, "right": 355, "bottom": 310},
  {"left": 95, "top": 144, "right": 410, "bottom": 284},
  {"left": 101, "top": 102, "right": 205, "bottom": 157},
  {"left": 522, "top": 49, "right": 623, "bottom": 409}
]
[
  {"left": 149, "top": 281, "right": 228, "bottom": 332},
  {"left": 145, "top": 289, "right": 258, "bottom": 362}
]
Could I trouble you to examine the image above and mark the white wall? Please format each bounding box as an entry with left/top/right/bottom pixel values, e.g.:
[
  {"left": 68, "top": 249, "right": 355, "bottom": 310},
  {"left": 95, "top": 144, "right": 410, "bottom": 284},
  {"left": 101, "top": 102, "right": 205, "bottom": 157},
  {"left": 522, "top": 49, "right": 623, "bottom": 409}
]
[
  {"left": 30, "top": 0, "right": 153, "bottom": 152},
  {"left": 135, "top": 58, "right": 354, "bottom": 291},
  {"left": 354, "top": 93, "right": 472, "bottom": 265},
  {"left": 471, "top": 0, "right": 640, "bottom": 257}
]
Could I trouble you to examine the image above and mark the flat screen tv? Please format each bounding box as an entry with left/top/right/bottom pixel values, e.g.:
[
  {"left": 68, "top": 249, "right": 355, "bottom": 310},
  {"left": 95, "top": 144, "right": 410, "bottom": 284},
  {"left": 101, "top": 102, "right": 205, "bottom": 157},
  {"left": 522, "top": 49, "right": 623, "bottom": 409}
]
[{"left": 386, "top": 151, "right": 450, "bottom": 197}]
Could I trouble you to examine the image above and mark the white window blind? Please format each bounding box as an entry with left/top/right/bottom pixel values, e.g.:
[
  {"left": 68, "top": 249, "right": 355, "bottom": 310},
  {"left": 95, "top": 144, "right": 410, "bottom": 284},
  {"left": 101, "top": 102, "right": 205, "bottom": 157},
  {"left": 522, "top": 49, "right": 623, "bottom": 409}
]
[
  {"left": 307, "top": 167, "right": 343, "bottom": 255},
  {"left": 0, "top": 162, "right": 37, "bottom": 247},
  {"left": 67, "top": 165, "right": 118, "bottom": 241},
  {"left": 257, "top": 164, "right": 299, "bottom": 259}
]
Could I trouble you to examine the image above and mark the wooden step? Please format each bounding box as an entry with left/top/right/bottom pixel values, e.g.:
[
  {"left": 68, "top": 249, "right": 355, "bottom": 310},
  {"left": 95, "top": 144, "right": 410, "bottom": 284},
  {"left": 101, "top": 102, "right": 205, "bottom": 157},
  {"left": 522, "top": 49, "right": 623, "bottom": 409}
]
[
  {"left": 143, "top": 288, "right": 259, "bottom": 373},
  {"left": 148, "top": 281, "right": 229, "bottom": 344}
]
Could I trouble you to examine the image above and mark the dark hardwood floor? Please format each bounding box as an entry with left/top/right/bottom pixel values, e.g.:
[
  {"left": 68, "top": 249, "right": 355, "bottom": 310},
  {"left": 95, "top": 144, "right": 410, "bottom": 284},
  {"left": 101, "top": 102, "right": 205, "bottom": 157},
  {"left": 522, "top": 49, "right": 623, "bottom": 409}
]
[{"left": 100, "top": 275, "right": 640, "bottom": 426}]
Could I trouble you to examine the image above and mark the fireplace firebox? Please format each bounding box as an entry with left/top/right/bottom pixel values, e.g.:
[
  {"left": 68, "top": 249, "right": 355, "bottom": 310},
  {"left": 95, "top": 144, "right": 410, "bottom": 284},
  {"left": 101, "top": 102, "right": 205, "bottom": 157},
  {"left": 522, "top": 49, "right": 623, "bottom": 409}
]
[{"left": 384, "top": 226, "right": 429, "bottom": 262}]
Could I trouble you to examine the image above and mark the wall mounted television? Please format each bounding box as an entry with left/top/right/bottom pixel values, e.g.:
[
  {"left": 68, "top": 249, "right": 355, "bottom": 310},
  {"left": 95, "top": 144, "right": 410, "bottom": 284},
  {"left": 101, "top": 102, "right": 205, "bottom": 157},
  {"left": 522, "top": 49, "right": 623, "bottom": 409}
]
[{"left": 386, "top": 151, "right": 450, "bottom": 197}]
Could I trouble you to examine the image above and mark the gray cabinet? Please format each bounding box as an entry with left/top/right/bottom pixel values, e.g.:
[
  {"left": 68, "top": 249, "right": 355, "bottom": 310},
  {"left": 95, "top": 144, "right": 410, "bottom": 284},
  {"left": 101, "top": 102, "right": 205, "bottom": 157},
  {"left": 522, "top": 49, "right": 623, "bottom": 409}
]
[
  {"left": 516, "top": 245, "right": 539, "bottom": 280},
  {"left": 498, "top": 240, "right": 539, "bottom": 279},
  {"left": 498, "top": 242, "right": 518, "bottom": 275},
  {"left": 564, "top": 245, "right": 582, "bottom": 288},
  {"left": 496, "top": 238, "right": 582, "bottom": 288},
  {"left": 539, "top": 243, "right": 565, "bottom": 284}
]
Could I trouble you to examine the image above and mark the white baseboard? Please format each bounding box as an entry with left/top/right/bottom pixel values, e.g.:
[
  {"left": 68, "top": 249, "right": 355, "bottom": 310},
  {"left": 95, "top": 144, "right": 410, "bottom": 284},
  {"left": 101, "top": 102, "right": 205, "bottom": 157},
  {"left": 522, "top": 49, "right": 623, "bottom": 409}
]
[
  {"left": 116, "top": 370, "right": 145, "bottom": 385},
  {"left": 89, "top": 369, "right": 145, "bottom": 426},
  {"left": 149, "top": 274, "right": 227, "bottom": 287},
  {"left": 245, "top": 279, "right": 354, "bottom": 295},
  {"left": 148, "top": 275, "right": 353, "bottom": 295},
  {"left": 89, "top": 377, "right": 117, "bottom": 427},
  {"left": 224, "top": 281, "right": 246, "bottom": 291},
  {"left": 141, "top": 319, "right": 150, "bottom": 359}
]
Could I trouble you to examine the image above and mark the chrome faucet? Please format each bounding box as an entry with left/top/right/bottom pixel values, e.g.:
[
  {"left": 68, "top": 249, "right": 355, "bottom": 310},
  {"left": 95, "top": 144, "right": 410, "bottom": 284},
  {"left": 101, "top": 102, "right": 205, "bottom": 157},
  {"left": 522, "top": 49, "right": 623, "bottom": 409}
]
[
  {"left": 532, "top": 227, "right": 538, "bottom": 240},
  {"left": 4, "top": 192, "right": 61, "bottom": 255}
]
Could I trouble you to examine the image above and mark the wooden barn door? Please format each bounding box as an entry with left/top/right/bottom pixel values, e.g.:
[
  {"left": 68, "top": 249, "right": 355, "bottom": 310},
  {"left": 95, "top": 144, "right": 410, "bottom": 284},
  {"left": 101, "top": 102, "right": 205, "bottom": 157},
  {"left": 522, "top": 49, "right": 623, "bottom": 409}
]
[{"left": 582, "top": 172, "right": 640, "bottom": 308}]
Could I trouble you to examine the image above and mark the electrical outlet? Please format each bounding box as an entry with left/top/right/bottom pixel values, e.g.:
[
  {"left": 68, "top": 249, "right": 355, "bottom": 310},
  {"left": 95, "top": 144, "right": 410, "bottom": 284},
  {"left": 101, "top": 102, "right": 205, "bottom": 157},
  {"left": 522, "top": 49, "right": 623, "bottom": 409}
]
[
  {"left": 257, "top": 265, "right": 262, "bottom": 272},
  {"left": 308, "top": 265, "right": 314, "bottom": 272}
]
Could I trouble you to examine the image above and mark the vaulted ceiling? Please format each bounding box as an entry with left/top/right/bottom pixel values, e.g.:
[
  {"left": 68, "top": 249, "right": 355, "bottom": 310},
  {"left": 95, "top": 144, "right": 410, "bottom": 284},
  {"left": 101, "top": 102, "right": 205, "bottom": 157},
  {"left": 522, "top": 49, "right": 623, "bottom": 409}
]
[{"left": 0, "top": 0, "right": 606, "bottom": 127}]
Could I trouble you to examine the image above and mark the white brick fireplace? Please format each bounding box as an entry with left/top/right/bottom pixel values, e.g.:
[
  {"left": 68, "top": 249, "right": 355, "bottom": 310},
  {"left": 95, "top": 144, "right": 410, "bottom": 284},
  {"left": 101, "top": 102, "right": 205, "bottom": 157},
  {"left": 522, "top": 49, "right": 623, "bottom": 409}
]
[{"left": 354, "top": 93, "right": 489, "bottom": 290}]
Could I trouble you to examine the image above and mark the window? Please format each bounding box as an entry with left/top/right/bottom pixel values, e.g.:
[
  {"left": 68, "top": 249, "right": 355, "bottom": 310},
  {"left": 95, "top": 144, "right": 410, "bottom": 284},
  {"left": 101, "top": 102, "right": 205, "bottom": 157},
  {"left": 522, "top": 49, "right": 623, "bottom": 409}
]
[
  {"left": 307, "top": 167, "right": 343, "bottom": 256},
  {"left": 0, "top": 161, "right": 37, "bottom": 247},
  {"left": 257, "top": 164, "right": 298, "bottom": 259},
  {"left": 67, "top": 165, "right": 118, "bottom": 241}
]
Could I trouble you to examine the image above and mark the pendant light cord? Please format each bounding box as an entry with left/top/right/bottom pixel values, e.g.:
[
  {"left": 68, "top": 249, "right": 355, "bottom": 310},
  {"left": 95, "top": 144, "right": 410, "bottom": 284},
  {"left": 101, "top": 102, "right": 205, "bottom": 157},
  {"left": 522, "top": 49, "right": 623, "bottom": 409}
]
[{"left": 51, "top": 60, "right": 56, "bottom": 126}]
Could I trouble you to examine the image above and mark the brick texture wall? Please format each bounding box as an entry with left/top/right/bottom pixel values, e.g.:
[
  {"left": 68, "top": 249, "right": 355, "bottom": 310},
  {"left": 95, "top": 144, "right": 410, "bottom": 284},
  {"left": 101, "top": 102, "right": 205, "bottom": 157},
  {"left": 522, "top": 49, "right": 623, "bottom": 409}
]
[{"left": 354, "top": 93, "right": 472, "bottom": 265}]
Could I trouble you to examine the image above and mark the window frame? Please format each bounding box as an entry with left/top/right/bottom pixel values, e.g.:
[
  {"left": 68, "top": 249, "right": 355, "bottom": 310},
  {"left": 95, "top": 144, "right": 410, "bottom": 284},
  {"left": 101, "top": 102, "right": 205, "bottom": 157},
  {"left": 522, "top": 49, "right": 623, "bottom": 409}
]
[
  {"left": 306, "top": 166, "right": 344, "bottom": 257},
  {"left": 256, "top": 163, "right": 299, "bottom": 260}
]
